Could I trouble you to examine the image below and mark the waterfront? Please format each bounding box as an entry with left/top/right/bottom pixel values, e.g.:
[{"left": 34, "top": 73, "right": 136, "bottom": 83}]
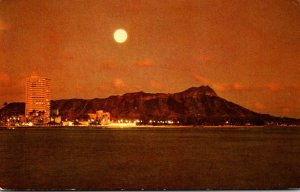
[{"left": 0, "top": 126, "right": 300, "bottom": 190}]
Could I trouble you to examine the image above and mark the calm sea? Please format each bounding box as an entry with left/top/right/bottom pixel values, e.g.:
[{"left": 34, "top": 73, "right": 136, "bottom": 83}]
[{"left": 0, "top": 126, "right": 299, "bottom": 190}]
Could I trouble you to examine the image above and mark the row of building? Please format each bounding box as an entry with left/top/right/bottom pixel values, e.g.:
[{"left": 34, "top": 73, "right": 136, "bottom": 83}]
[
  {"left": 24, "top": 73, "right": 111, "bottom": 126},
  {"left": 2, "top": 73, "right": 179, "bottom": 127}
]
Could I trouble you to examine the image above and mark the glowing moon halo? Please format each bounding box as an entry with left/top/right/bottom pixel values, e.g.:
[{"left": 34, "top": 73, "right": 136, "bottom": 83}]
[{"left": 113, "top": 29, "right": 128, "bottom": 43}]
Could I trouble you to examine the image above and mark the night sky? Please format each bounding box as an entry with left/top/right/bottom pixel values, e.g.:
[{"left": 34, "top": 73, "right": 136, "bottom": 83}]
[{"left": 0, "top": 0, "right": 299, "bottom": 118}]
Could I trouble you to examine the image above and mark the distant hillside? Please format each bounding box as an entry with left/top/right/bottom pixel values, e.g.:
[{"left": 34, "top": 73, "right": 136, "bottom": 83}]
[
  {"left": 0, "top": 102, "right": 25, "bottom": 116},
  {"left": 0, "top": 86, "right": 299, "bottom": 125}
]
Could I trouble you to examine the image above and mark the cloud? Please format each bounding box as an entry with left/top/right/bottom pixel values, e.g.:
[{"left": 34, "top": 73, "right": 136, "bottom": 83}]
[
  {"left": 212, "top": 81, "right": 288, "bottom": 93},
  {"left": 111, "top": 78, "right": 143, "bottom": 93},
  {"left": 265, "top": 82, "right": 282, "bottom": 91},
  {"left": 0, "top": 72, "right": 9, "bottom": 85},
  {"left": 194, "top": 73, "right": 298, "bottom": 94},
  {"left": 194, "top": 74, "right": 248, "bottom": 92},
  {"left": 232, "top": 82, "right": 246, "bottom": 91},
  {"left": 194, "top": 74, "right": 228, "bottom": 92},
  {"left": 0, "top": 19, "right": 8, "bottom": 31},
  {"left": 194, "top": 74, "right": 210, "bottom": 85},
  {"left": 291, "top": 0, "right": 300, "bottom": 6},
  {"left": 135, "top": 60, "right": 154, "bottom": 67},
  {"left": 133, "top": 84, "right": 143, "bottom": 90},
  {"left": 64, "top": 53, "right": 75, "bottom": 61},
  {"left": 282, "top": 107, "right": 290, "bottom": 113},
  {"left": 288, "top": 84, "right": 300, "bottom": 90},
  {"left": 112, "top": 78, "right": 128, "bottom": 90},
  {"left": 97, "top": 84, "right": 109, "bottom": 92},
  {"left": 212, "top": 83, "right": 227, "bottom": 92},
  {"left": 150, "top": 80, "right": 163, "bottom": 90},
  {"left": 254, "top": 102, "right": 266, "bottom": 111},
  {"left": 212, "top": 82, "right": 249, "bottom": 92}
]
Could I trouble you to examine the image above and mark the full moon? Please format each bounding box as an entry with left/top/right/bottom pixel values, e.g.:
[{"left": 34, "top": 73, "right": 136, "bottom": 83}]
[{"left": 113, "top": 29, "right": 128, "bottom": 43}]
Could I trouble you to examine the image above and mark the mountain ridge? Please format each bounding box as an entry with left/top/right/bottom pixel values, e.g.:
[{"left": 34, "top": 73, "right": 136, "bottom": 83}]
[{"left": 0, "top": 86, "right": 299, "bottom": 125}]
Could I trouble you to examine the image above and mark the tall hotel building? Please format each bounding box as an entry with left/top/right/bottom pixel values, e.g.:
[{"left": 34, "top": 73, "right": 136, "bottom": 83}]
[{"left": 25, "top": 74, "right": 51, "bottom": 123}]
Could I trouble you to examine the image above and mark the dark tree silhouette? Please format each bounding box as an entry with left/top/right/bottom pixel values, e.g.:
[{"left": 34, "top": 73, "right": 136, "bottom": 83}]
[{"left": 3, "top": 102, "right": 8, "bottom": 107}]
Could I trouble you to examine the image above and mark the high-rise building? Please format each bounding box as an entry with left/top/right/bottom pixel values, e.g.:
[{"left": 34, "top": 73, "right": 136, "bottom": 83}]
[{"left": 25, "top": 73, "right": 51, "bottom": 123}]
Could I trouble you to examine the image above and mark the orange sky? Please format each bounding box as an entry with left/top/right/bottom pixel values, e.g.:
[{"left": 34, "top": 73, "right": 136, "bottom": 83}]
[{"left": 0, "top": 0, "right": 299, "bottom": 118}]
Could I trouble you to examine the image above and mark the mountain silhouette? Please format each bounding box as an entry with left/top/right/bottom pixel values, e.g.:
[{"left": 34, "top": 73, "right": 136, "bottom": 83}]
[{"left": 1, "top": 86, "right": 299, "bottom": 125}]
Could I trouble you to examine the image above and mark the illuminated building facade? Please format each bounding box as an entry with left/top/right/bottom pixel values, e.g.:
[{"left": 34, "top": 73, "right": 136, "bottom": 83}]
[
  {"left": 25, "top": 74, "right": 51, "bottom": 123},
  {"left": 88, "top": 110, "right": 111, "bottom": 125}
]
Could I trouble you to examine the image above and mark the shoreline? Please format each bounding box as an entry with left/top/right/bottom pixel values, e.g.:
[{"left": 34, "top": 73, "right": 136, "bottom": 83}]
[{"left": 1, "top": 124, "right": 298, "bottom": 129}]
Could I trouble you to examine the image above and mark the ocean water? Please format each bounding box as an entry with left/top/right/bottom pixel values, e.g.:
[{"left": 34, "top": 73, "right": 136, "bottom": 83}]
[{"left": 0, "top": 126, "right": 299, "bottom": 190}]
